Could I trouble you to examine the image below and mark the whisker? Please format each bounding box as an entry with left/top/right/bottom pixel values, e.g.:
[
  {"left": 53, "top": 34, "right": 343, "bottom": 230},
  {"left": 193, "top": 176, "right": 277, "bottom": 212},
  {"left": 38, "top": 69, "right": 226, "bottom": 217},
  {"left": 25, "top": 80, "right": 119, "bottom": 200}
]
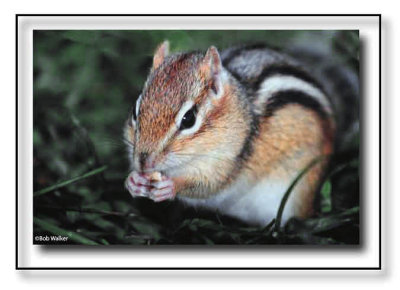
[
  {"left": 122, "top": 137, "right": 134, "bottom": 148},
  {"left": 173, "top": 152, "right": 236, "bottom": 164}
]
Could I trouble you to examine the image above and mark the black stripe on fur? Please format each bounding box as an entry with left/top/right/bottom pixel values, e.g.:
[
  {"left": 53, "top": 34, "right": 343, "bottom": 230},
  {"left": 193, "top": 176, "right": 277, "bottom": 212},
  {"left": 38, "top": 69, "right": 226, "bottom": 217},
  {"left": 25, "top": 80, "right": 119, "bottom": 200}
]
[
  {"left": 252, "top": 65, "right": 327, "bottom": 95},
  {"left": 264, "top": 89, "right": 329, "bottom": 120}
]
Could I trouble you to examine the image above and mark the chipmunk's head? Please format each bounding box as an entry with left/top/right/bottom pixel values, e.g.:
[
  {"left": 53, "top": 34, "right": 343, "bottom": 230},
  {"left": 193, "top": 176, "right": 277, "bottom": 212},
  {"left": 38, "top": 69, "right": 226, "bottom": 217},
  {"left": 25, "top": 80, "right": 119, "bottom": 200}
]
[{"left": 125, "top": 41, "right": 248, "bottom": 177}]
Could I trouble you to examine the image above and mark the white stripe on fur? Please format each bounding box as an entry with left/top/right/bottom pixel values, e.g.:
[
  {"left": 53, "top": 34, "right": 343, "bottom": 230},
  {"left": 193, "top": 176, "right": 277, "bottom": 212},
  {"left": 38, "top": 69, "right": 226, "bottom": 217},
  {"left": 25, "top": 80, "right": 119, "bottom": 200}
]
[{"left": 255, "top": 75, "right": 332, "bottom": 115}]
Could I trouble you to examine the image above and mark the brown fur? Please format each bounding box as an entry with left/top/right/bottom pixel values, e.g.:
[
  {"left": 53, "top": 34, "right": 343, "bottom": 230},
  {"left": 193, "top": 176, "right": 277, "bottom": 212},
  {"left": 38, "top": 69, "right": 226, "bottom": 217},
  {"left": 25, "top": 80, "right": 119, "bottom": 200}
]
[
  {"left": 166, "top": 83, "right": 251, "bottom": 198},
  {"left": 125, "top": 43, "right": 335, "bottom": 221},
  {"left": 243, "top": 104, "right": 334, "bottom": 217}
]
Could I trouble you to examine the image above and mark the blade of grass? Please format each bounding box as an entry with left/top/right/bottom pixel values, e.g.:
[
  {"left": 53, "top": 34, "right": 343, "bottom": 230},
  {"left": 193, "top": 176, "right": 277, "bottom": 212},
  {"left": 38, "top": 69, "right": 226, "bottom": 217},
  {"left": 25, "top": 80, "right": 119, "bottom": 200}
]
[
  {"left": 70, "top": 113, "right": 106, "bottom": 183},
  {"left": 304, "top": 206, "right": 359, "bottom": 234},
  {"left": 35, "top": 205, "right": 135, "bottom": 217},
  {"left": 34, "top": 165, "right": 107, "bottom": 197},
  {"left": 320, "top": 180, "right": 332, "bottom": 213},
  {"left": 33, "top": 217, "right": 99, "bottom": 245},
  {"left": 274, "top": 157, "right": 323, "bottom": 234}
]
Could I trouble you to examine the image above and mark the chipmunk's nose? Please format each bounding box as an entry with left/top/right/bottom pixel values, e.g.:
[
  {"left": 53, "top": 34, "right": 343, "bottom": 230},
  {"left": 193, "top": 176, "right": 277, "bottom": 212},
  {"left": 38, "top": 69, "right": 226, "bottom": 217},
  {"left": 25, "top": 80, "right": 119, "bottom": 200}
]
[
  {"left": 139, "top": 152, "right": 149, "bottom": 171},
  {"left": 138, "top": 152, "right": 157, "bottom": 171}
]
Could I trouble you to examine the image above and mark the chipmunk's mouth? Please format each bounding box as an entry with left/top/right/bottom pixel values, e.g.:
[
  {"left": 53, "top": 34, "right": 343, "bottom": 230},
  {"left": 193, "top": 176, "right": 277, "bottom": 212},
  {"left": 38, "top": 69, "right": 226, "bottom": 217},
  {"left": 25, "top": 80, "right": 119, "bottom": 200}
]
[
  {"left": 151, "top": 163, "right": 185, "bottom": 177},
  {"left": 151, "top": 152, "right": 196, "bottom": 177}
]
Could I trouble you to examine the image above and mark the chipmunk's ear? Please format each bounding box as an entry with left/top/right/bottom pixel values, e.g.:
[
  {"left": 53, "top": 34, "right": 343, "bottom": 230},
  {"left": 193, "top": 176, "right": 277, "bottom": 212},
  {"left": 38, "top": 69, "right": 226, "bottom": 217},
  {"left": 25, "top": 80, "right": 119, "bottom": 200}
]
[
  {"left": 200, "top": 46, "right": 224, "bottom": 98},
  {"left": 152, "top": 41, "right": 170, "bottom": 70}
]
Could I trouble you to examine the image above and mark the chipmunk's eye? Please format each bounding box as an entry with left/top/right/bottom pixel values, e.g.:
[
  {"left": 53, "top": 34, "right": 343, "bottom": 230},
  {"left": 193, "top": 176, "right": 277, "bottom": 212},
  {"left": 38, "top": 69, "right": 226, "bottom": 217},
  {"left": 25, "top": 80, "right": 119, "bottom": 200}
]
[
  {"left": 179, "top": 106, "right": 197, "bottom": 130},
  {"left": 131, "top": 105, "right": 137, "bottom": 122},
  {"left": 132, "top": 94, "right": 142, "bottom": 124}
]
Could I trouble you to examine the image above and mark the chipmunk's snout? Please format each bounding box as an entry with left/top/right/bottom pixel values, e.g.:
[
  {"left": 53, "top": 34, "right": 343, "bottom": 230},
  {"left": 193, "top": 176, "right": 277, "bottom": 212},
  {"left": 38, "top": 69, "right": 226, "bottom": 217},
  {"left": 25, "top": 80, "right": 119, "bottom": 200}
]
[
  {"left": 138, "top": 152, "right": 149, "bottom": 170},
  {"left": 137, "top": 152, "right": 158, "bottom": 172}
]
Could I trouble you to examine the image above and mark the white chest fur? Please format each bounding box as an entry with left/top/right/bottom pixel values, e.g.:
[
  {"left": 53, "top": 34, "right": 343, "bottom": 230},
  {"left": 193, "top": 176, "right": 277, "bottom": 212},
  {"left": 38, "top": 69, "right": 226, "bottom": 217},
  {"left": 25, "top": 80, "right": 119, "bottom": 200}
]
[{"left": 179, "top": 177, "right": 296, "bottom": 227}]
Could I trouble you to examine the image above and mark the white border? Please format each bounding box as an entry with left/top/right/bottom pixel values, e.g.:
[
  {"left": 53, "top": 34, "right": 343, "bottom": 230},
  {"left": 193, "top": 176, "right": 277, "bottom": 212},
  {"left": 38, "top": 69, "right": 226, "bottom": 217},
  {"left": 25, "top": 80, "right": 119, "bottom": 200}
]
[{"left": 18, "top": 15, "right": 380, "bottom": 269}]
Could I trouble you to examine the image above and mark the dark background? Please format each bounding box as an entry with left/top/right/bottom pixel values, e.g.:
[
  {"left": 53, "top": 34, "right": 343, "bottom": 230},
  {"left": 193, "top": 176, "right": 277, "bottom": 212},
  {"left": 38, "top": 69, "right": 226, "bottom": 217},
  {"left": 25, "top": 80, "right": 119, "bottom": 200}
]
[{"left": 33, "top": 30, "right": 359, "bottom": 245}]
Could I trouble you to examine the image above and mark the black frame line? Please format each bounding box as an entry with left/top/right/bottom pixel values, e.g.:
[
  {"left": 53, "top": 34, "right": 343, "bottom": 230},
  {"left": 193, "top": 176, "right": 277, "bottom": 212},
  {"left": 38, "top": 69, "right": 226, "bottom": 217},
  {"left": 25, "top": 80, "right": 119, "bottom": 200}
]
[{"left": 16, "top": 13, "right": 382, "bottom": 271}]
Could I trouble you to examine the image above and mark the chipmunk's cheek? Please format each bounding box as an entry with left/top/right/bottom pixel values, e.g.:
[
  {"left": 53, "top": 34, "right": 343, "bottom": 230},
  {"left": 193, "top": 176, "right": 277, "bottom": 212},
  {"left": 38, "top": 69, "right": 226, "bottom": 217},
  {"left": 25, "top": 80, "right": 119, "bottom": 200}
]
[
  {"left": 156, "top": 152, "right": 179, "bottom": 172},
  {"left": 149, "top": 176, "right": 176, "bottom": 202},
  {"left": 125, "top": 171, "right": 151, "bottom": 198}
]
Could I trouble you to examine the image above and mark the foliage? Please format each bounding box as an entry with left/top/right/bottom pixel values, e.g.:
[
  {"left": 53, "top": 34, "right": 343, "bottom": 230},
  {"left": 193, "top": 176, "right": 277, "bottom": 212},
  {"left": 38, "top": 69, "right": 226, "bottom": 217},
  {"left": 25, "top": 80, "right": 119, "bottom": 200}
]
[{"left": 33, "top": 30, "right": 359, "bottom": 245}]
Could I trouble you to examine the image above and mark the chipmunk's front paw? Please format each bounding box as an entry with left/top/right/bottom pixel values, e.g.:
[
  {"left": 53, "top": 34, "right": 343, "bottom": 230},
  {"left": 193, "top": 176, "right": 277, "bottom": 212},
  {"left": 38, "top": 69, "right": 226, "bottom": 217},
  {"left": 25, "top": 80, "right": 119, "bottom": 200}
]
[
  {"left": 149, "top": 176, "right": 176, "bottom": 202},
  {"left": 125, "top": 171, "right": 151, "bottom": 198}
]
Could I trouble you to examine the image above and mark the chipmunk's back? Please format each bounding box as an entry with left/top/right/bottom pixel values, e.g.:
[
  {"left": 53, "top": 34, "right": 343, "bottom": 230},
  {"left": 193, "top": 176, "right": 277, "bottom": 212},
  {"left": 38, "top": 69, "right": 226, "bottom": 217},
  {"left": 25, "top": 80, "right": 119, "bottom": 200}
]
[{"left": 221, "top": 44, "right": 359, "bottom": 148}]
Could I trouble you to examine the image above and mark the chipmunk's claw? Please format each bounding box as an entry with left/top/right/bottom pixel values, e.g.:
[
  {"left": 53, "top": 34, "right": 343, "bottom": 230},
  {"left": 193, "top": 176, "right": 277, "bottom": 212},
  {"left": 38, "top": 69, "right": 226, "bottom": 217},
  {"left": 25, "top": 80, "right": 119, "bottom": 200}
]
[
  {"left": 126, "top": 172, "right": 175, "bottom": 202},
  {"left": 149, "top": 176, "right": 176, "bottom": 202},
  {"left": 125, "top": 171, "right": 151, "bottom": 198}
]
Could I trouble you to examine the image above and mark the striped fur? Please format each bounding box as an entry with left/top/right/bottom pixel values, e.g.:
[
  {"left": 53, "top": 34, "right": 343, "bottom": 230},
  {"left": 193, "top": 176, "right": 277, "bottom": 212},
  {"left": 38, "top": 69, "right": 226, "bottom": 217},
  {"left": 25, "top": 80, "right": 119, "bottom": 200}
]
[{"left": 125, "top": 42, "right": 342, "bottom": 226}]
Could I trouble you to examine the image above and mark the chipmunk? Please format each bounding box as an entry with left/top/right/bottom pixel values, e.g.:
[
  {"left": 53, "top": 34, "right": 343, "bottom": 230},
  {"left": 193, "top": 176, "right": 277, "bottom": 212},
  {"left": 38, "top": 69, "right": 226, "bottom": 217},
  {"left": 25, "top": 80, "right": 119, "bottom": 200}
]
[{"left": 124, "top": 40, "right": 357, "bottom": 227}]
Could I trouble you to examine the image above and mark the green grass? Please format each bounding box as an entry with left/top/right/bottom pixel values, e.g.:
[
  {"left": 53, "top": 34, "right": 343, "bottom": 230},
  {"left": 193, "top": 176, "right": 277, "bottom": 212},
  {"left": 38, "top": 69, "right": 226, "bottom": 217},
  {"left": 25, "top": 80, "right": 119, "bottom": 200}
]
[
  {"left": 33, "top": 30, "right": 359, "bottom": 245},
  {"left": 34, "top": 166, "right": 107, "bottom": 197},
  {"left": 33, "top": 150, "right": 359, "bottom": 245}
]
